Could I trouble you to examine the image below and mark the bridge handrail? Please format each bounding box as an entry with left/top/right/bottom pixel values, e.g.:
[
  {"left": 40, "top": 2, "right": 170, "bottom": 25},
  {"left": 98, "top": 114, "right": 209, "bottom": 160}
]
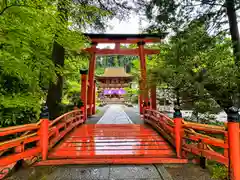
[
  {"left": 144, "top": 109, "right": 175, "bottom": 145},
  {"left": 47, "top": 109, "right": 84, "bottom": 149},
  {"left": 0, "top": 123, "right": 40, "bottom": 136},
  {"left": 0, "top": 109, "right": 84, "bottom": 178},
  {"left": 50, "top": 109, "right": 83, "bottom": 127},
  {"left": 143, "top": 108, "right": 229, "bottom": 166}
]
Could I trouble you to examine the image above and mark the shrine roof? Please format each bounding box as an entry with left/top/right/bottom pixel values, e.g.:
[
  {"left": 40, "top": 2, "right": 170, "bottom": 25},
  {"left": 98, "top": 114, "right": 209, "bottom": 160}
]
[{"left": 95, "top": 67, "right": 133, "bottom": 78}]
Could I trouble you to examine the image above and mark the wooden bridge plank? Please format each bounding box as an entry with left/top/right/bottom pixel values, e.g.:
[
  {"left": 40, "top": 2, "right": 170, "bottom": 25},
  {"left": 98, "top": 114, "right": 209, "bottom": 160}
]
[
  {"left": 35, "top": 158, "right": 188, "bottom": 166},
  {"left": 47, "top": 124, "right": 182, "bottom": 162}
]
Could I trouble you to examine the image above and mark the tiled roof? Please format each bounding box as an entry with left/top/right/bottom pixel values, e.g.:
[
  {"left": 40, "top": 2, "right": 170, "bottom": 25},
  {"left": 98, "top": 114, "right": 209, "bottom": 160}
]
[{"left": 96, "top": 67, "right": 133, "bottom": 77}]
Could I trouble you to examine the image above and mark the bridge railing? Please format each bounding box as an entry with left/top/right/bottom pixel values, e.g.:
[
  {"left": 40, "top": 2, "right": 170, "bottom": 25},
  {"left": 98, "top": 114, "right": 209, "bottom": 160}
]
[
  {"left": 0, "top": 122, "right": 41, "bottom": 167},
  {"left": 182, "top": 121, "right": 228, "bottom": 165},
  {"left": 0, "top": 109, "right": 84, "bottom": 178},
  {"left": 144, "top": 109, "right": 229, "bottom": 166},
  {"left": 48, "top": 109, "right": 84, "bottom": 150},
  {"left": 143, "top": 109, "right": 175, "bottom": 145}
]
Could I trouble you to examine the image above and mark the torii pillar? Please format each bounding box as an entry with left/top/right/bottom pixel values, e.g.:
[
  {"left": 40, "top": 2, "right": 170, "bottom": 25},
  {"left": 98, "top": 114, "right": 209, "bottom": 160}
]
[
  {"left": 92, "top": 80, "right": 96, "bottom": 115},
  {"left": 138, "top": 41, "right": 149, "bottom": 114},
  {"left": 80, "top": 69, "right": 88, "bottom": 121},
  {"left": 87, "top": 42, "right": 97, "bottom": 116},
  {"left": 150, "top": 85, "right": 157, "bottom": 110}
]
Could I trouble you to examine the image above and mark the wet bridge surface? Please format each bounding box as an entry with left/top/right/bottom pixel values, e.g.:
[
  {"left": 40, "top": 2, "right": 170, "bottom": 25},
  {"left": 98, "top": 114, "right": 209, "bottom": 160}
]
[{"left": 8, "top": 105, "right": 177, "bottom": 180}]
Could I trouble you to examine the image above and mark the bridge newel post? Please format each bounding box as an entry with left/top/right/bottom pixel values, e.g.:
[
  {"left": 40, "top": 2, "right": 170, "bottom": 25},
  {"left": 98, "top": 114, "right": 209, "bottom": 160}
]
[
  {"left": 227, "top": 107, "right": 240, "bottom": 180},
  {"left": 173, "top": 106, "right": 183, "bottom": 158},
  {"left": 40, "top": 119, "right": 49, "bottom": 161},
  {"left": 80, "top": 69, "right": 88, "bottom": 121}
]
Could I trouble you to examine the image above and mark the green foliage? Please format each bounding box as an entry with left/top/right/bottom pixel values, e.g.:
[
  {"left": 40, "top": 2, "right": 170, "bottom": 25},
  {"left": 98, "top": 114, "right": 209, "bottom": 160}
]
[
  {"left": 149, "top": 21, "right": 238, "bottom": 117},
  {"left": 144, "top": 0, "right": 240, "bottom": 34},
  {"left": 62, "top": 53, "right": 88, "bottom": 105},
  {"left": 145, "top": 0, "right": 240, "bottom": 110},
  {"left": 0, "top": 0, "right": 102, "bottom": 126},
  {"left": 0, "top": 94, "right": 40, "bottom": 127},
  {"left": 0, "top": 2, "right": 58, "bottom": 126},
  {"left": 124, "top": 87, "right": 138, "bottom": 103},
  {"left": 0, "top": 0, "right": 139, "bottom": 126},
  {"left": 209, "top": 163, "right": 228, "bottom": 180}
]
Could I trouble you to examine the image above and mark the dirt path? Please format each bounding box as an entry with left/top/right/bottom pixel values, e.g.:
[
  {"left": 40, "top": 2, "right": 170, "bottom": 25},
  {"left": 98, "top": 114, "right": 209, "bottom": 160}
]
[{"left": 164, "top": 164, "right": 213, "bottom": 180}]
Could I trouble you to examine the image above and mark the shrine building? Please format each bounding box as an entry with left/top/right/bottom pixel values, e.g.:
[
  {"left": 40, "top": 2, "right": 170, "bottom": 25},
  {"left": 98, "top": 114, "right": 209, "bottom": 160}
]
[{"left": 96, "top": 67, "right": 133, "bottom": 104}]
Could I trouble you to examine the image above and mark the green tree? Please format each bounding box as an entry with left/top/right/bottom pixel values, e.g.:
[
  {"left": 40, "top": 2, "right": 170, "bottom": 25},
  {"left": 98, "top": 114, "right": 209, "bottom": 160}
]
[
  {"left": 143, "top": 0, "right": 240, "bottom": 66},
  {"left": 0, "top": 1, "right": 57, "bottom": 126},
  {"left": 149, "top": 21, "right": 236, "bottom": 117},
  {"left": 0, "top": 0, "right": 88, "bottom": 125}
]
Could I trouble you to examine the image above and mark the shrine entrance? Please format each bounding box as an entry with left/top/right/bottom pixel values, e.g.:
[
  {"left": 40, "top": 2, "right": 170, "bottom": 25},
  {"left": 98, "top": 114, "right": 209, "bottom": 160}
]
[
  {"left": 81, "top": 33, "right": 166, "bottom": 116},
  {"left": 96, "top": 67, "right": 133, "bottom": 104}
]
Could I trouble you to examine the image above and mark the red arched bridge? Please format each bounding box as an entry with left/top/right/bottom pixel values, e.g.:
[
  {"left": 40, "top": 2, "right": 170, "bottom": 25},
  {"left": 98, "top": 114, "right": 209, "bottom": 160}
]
[{"left": 0, "top": 34, "right": 239, "bottom": 180}]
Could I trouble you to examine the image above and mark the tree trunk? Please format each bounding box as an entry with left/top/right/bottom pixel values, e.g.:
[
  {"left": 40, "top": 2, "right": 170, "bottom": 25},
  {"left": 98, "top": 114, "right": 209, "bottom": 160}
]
[
  {"left": 46, "top": 42, "right": 65, "bottom": 120},
  {"left": 196, "top": 111, "right": 199, "bottom": 123},
  {"left": 226, "top": 0, "right": 240, "bottom": 65},
  {"left": 175, "top": 88, "right": 180, "bottom": 106},
  {"left": 46, "top": 0, "right": 68, "bottom": 120}
]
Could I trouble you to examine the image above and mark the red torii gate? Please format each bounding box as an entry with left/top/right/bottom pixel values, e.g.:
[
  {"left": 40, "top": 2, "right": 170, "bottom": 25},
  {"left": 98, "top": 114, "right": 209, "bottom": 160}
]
[{"left": 81, "top": 33, "right": 166, "bottom": 116}]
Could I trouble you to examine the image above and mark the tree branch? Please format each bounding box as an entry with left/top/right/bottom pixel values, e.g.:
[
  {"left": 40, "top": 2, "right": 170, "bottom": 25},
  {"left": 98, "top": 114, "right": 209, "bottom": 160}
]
[
  {"left": 0, "top": 4, "right": 35, "bottom": 16},
  {"left": 183, "top": 2, "right": 224, "bottom": 8},
  {"left": 236, "top": 5, "right": 240, "bottom": 10},
  {"left": 112, "top": 0, "right": 132, "bottom": 10}
]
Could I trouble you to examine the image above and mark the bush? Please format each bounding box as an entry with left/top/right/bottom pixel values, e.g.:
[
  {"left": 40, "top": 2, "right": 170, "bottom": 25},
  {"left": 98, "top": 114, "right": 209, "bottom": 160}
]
[
  {"left": 131, "top": 95, "right": 138, "bottom": 104},
  {"left": 58, "top": 104, "right": 75, "bottom": 115},
  {"left": 209, "top": 163, "right": 228, "bottom": 180},
  {"left": 0, "top": 95, "right": 41, "bottom": 127},
  {"left": 0, "top": 106, "right": 39, "bottom": 127}
]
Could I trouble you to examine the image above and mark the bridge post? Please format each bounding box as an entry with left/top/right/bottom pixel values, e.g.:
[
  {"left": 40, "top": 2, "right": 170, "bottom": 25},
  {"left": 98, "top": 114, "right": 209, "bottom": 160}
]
[
  {"left": 87, "top": 42, "right": 97, "bottom": 116},
  {"left": 227, "top": 107, "right": 240, "bottom": 180},
  {"left": 173, "top": 106, "right": 182, "bottom": 158},
  {"left": 40, "top": 119, "right": 49, "bottom": 161},
  {"left": 80, "top": 69, "right": 88, "bottom": 121}
]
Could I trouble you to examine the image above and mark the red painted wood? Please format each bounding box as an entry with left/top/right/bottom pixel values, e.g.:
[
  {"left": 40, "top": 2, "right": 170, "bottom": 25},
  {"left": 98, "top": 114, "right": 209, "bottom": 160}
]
[
  {"left": 138, "top": 42, "right": 148, "bottom": 105},
  {"left": 87, "top": 38, "right": 162, "bottom": 44},
  {"left": 87, "top": 45, "right": 97, "bottom": 116},
  {"left": 228, "top": 122, "right": 240, "bottom": 179},
  {"left": 47, "top": 124, "right": 183, "bottom": 162},
  {"left": 40, "top": 119, "right": 49, "bottom": 161},
  {"left": 150, "top": 85, "right": 157, "bottom": 110},
  {"left": 92, "top": 80, "right": 96, "bottom": 115},
  {"left": 35, "top": 157, "right": 188, "bottom": 166},
  {"left": 84, "top": 48, "right": 160, "bottom": 55},
  {"left": 139, "top": 81, "right": 143, "bottom": 114},
  {"left": 0, "top": 124, "right": 39, "bottom": 136},
  {"left": 0, "top": 147, "right": 41, "bottom": 166},
  {"left": 80, "top": 72, "right": 88, "bottom": 121},
  {"left": 174, "top": 117, "right": 183, "bottom": 158}
]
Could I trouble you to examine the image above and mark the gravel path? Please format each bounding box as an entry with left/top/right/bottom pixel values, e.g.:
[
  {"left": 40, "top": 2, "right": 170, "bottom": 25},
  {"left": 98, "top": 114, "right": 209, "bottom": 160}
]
[
  {"left": 6, "top": 164, "right": 168, "bottom": 180},
  {"left": 164, "top": 163, "right": 213, "bottom": 180},
  {"left": 96, "top": 104, "right": 133, "bottom": 124},
  {"left": 86, "top": 105, "right": 109, "bottom": 124},
  {"left": 122, "top": 105, "right": 143, "bottom": 124}
]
